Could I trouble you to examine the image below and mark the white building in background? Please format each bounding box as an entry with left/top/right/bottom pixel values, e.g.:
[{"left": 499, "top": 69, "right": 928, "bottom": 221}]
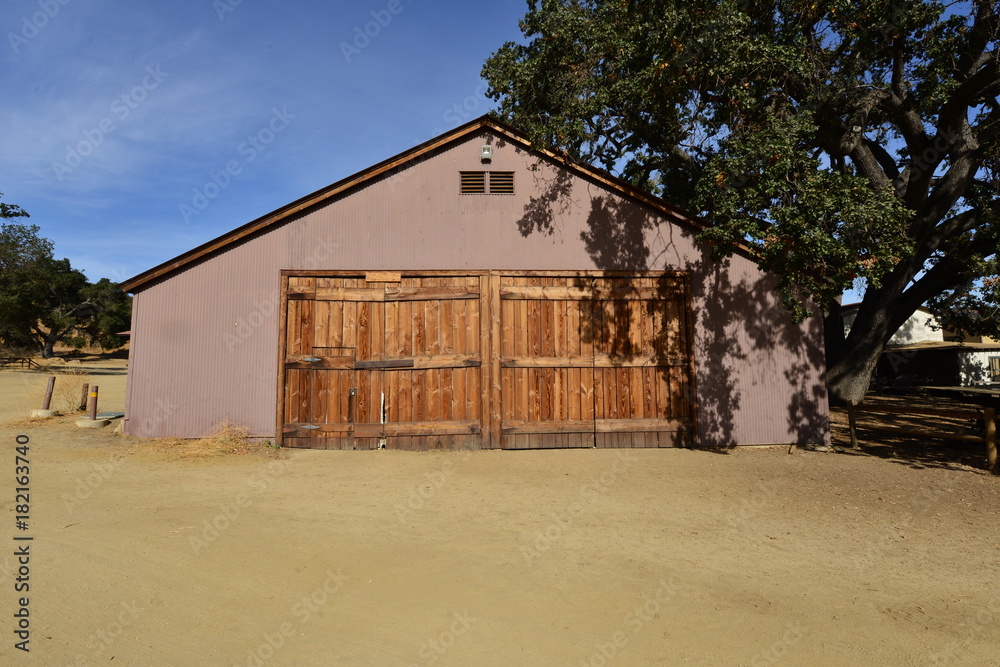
[
  {"left": 841, "top": 303, "right": 1000, "bottom": 387},
  {"left": 841, "top": 304, "right": 945, "bottom": 346}
]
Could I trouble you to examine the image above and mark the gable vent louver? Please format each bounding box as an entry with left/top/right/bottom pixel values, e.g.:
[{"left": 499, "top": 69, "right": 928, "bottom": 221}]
[
  {"left": 460, "top": 171, "right": 486, "bottom": 194},
  {"left": 460, "top": 171, "right": 515, "bottom": 195},
  {"left": 489, "top": 171, "right": 514, "bottom": 194}
]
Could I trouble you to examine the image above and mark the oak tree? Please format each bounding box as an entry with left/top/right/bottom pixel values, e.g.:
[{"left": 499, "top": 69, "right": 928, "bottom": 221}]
[
  {"left": 483, "top": 0, "right": 1000, "bottom": 404},
  {"left": 0, "top": 201, "right": 130, "bottom": 358}
]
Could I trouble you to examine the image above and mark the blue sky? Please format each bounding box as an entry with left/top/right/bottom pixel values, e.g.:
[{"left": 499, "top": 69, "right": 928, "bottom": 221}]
[
  {"left": 2, "top": 0, "right": 872, "bottom": 303},
  {"left": 1, "top": 0, "right": 528, "bottom": 283}
]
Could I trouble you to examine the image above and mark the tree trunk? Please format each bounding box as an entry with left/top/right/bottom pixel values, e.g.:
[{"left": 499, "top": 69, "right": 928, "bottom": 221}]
[
  {"left": 825, "top": 334, "right": 886, "bottom": 406},
  {"left": 823, "top": 297, "right": 844, "bottom": 372},
  {"left": 39, "top": 328, "right": 62, "bottom": 359},
  {"left": 826, "top": 277, "right": 910, "bottom": 405}
]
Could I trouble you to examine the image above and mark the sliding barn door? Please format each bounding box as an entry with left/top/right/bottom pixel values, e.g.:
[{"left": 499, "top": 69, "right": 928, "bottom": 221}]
[
  {"left": 280, "top": 271, "right": 695, "bottom": 449},
  {"left": 498, "top": 275, "right": 694, "bottom": 449},
  {"left": 281, "top": 275, "right": 483, "bottom": 449}
]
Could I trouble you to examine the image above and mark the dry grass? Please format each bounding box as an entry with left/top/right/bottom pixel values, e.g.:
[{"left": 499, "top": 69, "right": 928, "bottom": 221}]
[
  {"left": 3, "top": 415, "right": 57, "bottom": 429},
  {"left": 51, "top": 363, "right": 93, "bottom": 413},
  {"left": 3, "top": 363, "right": 89, "bottom": 416},
  {"left": 3, "top": 413, "right": 285, "bottom": 461},
  {"left": 124, "top": 420, "right": 285, "bottom": 460}
]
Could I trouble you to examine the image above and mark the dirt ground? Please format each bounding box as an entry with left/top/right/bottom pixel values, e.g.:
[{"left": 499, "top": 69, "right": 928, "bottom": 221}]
[{"left": 2, "top": 361, "right": 999, "bottom": 666}]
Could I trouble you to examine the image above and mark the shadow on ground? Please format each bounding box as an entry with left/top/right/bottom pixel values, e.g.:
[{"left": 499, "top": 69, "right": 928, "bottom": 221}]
[{"left": 829, "top": 394, "right": 995, "bottom": 474}]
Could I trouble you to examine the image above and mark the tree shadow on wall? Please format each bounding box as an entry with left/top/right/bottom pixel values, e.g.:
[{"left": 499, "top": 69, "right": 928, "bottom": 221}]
[
  {"left": 516, "top": 166, "right": 578, "bottom": 239},
  {"left": 514, "top": 177, "right": 830, "bottom": 449}
]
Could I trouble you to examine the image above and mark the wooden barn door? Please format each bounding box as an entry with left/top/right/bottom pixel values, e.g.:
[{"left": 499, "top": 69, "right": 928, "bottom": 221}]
[
  {"left": 281, "top": 274, "right": 483, "bottom": 449},
  {"left": 498, "top": 274, "right": 695, "bottom": 449}
]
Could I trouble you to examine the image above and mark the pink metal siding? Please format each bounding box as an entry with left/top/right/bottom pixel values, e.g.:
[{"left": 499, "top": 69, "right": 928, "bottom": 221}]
[{"left": 125, "top": 129, "right": 829, "bottom": 445}]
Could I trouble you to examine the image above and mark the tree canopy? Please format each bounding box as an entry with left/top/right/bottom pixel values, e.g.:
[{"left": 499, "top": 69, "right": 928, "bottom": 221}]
[
  {"left": 0, "top": 197, "right": 131, "bottom": 358},
  {"left": 483, "top": 0, "right": 1000, "bottom": 402}
]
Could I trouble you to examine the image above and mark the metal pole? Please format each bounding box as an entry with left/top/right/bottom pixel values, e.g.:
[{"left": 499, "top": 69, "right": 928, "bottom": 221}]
[
  {"left": 41, "top": 376, "right": 56, "bottom": 410},
  {"left": 88, "top": 386, "right": 99, "bottom": 421}
]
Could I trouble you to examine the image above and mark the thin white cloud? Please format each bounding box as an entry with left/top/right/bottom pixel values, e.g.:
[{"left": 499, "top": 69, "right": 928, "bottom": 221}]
[{"left": 0, "top": 0, "right": 530, "bottom": 280}]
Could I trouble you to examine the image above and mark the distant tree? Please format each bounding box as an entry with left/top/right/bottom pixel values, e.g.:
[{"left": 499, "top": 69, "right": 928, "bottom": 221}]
[
  {"left": 483, "top": 0, "right": 1000, "bottom": 404},
  {"left": 0, "top": 205, "right": 131, "bottom": 358}
]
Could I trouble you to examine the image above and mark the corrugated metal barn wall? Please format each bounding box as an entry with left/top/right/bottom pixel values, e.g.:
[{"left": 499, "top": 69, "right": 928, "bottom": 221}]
[{"left": 125, "top": 129, "right": 829, "bottom": 445}]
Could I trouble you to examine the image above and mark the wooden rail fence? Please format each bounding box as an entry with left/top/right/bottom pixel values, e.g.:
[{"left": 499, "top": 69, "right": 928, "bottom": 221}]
[{"left": 847, "top": 403, "right": 998, "bottom": 475}]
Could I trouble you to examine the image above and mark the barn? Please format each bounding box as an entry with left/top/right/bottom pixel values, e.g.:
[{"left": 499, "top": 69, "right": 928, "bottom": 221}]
[{"left": 120, "top": 116, "right": 829, "bottom": 449}]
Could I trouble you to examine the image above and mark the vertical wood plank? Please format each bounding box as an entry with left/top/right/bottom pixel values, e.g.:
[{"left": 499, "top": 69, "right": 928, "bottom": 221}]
[
  {"left": 412, "top": 369, "right": 425, "bottom": 422},
  {"left": 399, "top": 370, "right": 412, "bottom": 423},
  {"left": 357, "top": 365, "right": 371, "bottom": 425},
  {"left": 357, "top": 301, "right": 372, "bottom": 361},
  {"left": 440, "top": 292, "right": 453, "bottom": 354},
  {"left": 298, "top": 299, "right": 315, "bottom": 431},
  {"left": 681, "top": 274, "right": 700, "bottom": 447},
  {"left": 516, "top": 281, "right": 529, "bottom": 430},
  {"left": 442, "top": 367, "right": 455, "bottom": 420},
  {"left": 276, "top": 274, "right": 290, "bottom": 446},
  {"left": 426, "top": 285, "right": 441, "bottom": 356},
  {"left": 343, "top": 301, "right": 358, "bottom": 349},
  {"left": 553, "top": 297, "right": 566, "bottom": 422},
  {"left": 313, "top": 297, "right": 329, "bottom": 349},
  {"left": 448, "top": 292, "right": 463, "bottom": 421},
  {"left": 467, "top": 278, "right": 481, "bottom": 428},
  {"left": 330, "top": 300, "right": 344, "bottom": 348},
  {"left": 398, "top": 301, "right": 412, "bottom": 356},
  {"left": 385, "top": 299, "right": 398, "bottom": 357},
  {"left": 479, "top": 274, "right": 493, "bottom": 446},
  {"left": 286, "top": 299, "right": 301, "bottom": 355},
  {"left": 413, "top": 300, "right": 426, "bottom": 355}
]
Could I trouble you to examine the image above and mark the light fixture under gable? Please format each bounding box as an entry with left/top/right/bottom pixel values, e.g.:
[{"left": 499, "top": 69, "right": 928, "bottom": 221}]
[{"left": 481, "top": 145, "right": 493, "bottom": 162}]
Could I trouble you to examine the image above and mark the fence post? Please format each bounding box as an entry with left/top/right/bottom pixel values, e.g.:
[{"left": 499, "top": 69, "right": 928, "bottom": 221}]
[
  {"left": 88, "top": 386, "right": 99, "bottom": 421},
  {"left": 41, "top": 376, "right": 56, "bottom": 410},
  {"left": 985, "top": 408, "right": 997, "bottom": 475},
  {"left": 79, "top": 383, "right": 89, "bottom": 411},
  {"left": 848, "top": 404, "right": 859, "bottom": 449}
]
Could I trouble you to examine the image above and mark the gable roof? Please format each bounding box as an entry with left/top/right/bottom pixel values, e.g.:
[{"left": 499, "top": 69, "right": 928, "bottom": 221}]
[{"left": 121, "top": 115, "right": 719, "bottom": 293}]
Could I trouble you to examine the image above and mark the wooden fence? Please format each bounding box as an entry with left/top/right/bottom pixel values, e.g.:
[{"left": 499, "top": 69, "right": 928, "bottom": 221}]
[{"left": 847, "top": 403, "right": 998, "bottom": 475}]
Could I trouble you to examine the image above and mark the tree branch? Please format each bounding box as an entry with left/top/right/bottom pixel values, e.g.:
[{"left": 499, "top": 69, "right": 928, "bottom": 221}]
[
  {"left": 893, "top": 231, "right": 999, "bottom": 330},
  {"left": 848, "top": 138, "right": 894, "bottom": 189}
]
